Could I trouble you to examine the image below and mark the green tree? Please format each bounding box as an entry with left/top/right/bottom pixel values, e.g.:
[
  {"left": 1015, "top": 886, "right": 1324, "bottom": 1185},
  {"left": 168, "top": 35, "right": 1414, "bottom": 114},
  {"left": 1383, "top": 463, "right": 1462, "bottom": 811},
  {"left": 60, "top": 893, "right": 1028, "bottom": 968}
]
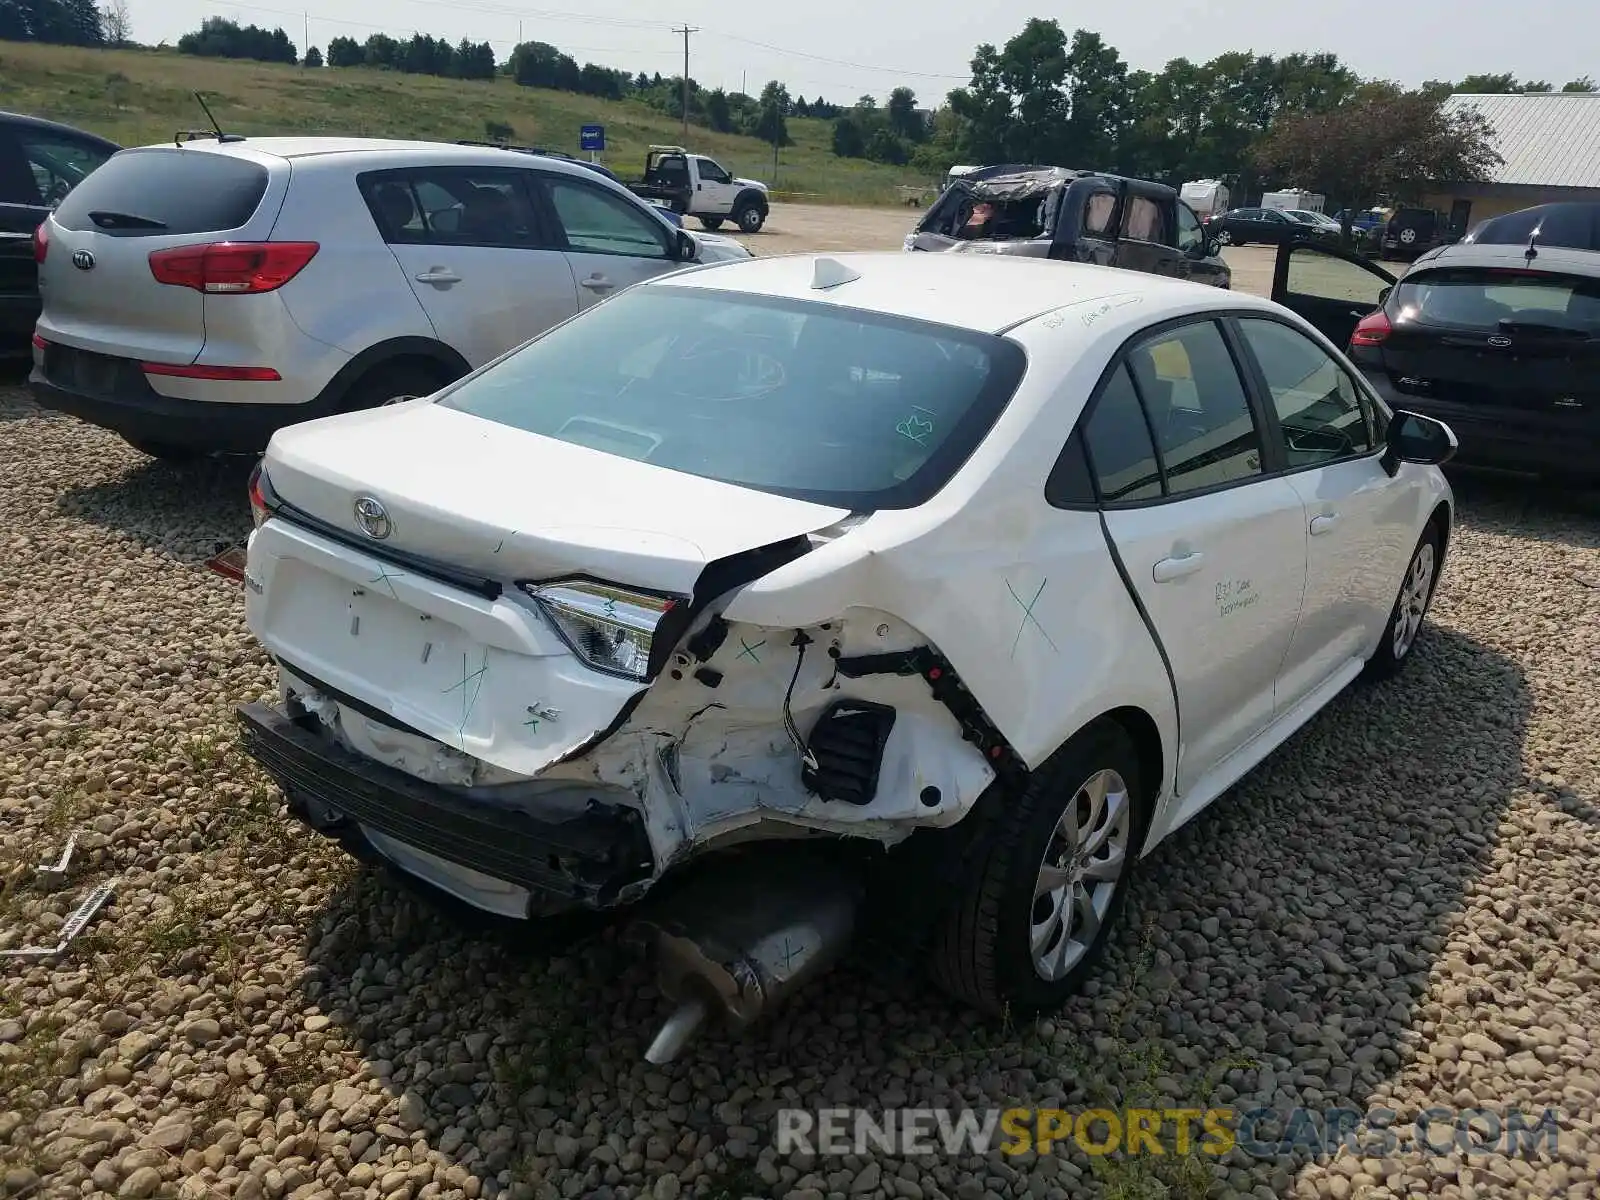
[
  {"left": 325, "top": 35, "right": 361, "bottom": 67},
  {"left": 752, "top": 79, "right": 792, "bottom": 147},
  {"left": 1563, "top": 76, "right": 1597, "bottom": 92},
  {"left": 303, "top": 44, "right": 322, "bottom": 67},
  {"left": 887, "top": 87, "right": 926, "bottom": 142},
  {"left": 831, "top": 115, "right": 866, "bottom": 158},
  {"left": 705, "top": 88, "right": 733, "bottom": 133}
]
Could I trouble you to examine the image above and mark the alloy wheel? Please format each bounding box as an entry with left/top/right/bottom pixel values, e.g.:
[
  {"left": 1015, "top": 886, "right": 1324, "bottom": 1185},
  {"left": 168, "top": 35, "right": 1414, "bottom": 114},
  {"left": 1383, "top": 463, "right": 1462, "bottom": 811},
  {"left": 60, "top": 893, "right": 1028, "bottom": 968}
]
[
  {"left": 1392, "top": 542, "right": 1436, "bottom": 659},
  {"left": 1029, "top": 768, "right": 1133, "bottom": 982}
]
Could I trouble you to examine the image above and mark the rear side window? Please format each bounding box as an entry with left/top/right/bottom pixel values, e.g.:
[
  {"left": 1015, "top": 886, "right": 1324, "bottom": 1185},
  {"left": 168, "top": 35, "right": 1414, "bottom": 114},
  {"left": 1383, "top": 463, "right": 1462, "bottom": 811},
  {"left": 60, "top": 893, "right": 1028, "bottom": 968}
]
[
  {"left": 1084, "top": 192, "right": 1117, "bottom": 236},
  {"left": 360, "top": 167, "right": 547, "bottom": 249},
  {"left": 53, "top": 148, "right": 269, "bottom": 236},
  {"left": 1120, "top": 196, "right": 1164, "bottom": 242},
  {"left": 17, "top": 129, "right": 115, "bottom": 208},
  {"left": 1395, "top": 267, "right": 1600, "bottom": 334},
  {"left": 1082, "top": 365, "right": 1162, "bottom": 502}
]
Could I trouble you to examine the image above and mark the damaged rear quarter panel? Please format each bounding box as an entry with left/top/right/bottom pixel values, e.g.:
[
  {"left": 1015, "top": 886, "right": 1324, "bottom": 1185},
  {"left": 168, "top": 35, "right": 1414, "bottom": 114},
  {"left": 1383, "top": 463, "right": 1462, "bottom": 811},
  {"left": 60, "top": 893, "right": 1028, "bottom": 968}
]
[{"left": 722, "top": 302, "right": 1179, "bottom": 799}]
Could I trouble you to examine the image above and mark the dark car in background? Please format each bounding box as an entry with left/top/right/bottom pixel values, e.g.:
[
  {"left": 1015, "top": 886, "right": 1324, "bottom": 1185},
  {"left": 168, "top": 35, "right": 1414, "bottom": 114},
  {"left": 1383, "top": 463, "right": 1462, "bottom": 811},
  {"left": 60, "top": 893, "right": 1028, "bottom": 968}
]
[
  {"left": 1380, "top": 206, "right": 1453, "bottom": 261},
  {"left": 1206, "top": 205, "right": 1339, "bottom": 247},
  {"left": 1269, "top": 204, "right": 1600, "bottom": 482},
  {"left": 0, "top": 111, "right": 120, "bottom": 357}
]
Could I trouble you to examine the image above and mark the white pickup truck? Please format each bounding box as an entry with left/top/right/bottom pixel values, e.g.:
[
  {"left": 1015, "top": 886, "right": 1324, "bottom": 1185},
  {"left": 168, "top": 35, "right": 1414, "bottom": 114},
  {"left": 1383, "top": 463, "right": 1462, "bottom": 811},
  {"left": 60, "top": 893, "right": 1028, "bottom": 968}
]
[{"left": 627, "top": 145, "right": 771, "bottom": 234}]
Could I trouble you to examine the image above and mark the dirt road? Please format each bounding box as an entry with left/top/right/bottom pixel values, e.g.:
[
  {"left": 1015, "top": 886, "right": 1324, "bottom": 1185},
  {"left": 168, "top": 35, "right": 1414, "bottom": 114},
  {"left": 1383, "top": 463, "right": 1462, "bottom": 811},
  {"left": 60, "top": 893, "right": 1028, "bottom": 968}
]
[{"left": 730, "top": 202, "right": 1287, "bottom": 298}]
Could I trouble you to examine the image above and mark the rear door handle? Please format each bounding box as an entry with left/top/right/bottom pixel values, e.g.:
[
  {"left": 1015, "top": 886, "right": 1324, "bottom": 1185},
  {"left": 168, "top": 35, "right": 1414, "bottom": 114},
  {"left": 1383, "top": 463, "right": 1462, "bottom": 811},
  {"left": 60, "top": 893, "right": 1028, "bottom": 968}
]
[
  {"left": 580, "top": 275, "right": 615, "bottom": 293},
  {"left": 414, "top": 268, "right": 460, "bottom": 285},
  {"left": 1152, "top": 551, "right": 1205, "bottom": 583},
  {"left": 1310, "top": 512, "right": 1341, "bottom": 536}
]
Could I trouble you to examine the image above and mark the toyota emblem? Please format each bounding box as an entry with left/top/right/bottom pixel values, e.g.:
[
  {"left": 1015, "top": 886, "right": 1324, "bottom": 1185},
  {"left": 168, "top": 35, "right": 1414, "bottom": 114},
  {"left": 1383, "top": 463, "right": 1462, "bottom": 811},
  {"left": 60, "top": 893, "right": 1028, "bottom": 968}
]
[
  {"left": 71, "top": 249, "right": 95, "bottom": 271},
  {"left": 1486, "top": 335, "right": 1512, "bottom": 348},
  {"left": 353, "top": 496, "right": 392, "bottom": 540}
]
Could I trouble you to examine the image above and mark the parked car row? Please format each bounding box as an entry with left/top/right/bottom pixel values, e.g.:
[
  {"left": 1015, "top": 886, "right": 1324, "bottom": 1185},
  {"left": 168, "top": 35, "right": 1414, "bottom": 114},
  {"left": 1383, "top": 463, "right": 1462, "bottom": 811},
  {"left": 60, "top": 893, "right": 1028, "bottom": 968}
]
[{"left": 20, "top": 129, "right": 754, "bottom": 458}]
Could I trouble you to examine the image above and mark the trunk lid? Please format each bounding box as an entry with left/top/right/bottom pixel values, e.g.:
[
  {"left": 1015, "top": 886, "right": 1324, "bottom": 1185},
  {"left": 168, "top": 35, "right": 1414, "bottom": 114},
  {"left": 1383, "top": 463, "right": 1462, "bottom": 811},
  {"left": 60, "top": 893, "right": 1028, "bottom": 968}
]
[
  {"left": 263, "top": 400, "right": 851, "bottom": 596},
  {"left": 38, "top": 146, "right": 286, "bottom": 362},
  {"left": 1378, "top": 262, "right": 1600, "bottom": 421},
  {"left": 250, "top": 401, "right": 849, "bottom": 773}
]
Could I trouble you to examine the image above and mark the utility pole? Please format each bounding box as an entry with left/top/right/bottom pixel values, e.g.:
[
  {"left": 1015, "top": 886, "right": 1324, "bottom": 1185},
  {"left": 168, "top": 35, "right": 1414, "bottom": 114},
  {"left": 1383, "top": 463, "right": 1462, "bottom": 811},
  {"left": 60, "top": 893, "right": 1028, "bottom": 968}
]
[
  {"left": 302, "top": 11, "right": 308, "bottom": 65},
  {"left": 517, "top": 19, "right": 522, "bottom": 44},
  {"left": 672, "top": 24, "right": 698, "bottom": 143}
]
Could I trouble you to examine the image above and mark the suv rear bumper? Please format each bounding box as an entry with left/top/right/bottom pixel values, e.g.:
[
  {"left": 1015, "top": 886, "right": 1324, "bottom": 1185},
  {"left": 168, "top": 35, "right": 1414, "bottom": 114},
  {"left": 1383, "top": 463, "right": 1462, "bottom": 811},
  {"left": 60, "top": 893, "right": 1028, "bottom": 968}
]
[
  {"left": 30, "top": 372, "right": 303, "bottom": 453},
  {"left": 235, "top": 702, "right": 656, "bottom": 910}
]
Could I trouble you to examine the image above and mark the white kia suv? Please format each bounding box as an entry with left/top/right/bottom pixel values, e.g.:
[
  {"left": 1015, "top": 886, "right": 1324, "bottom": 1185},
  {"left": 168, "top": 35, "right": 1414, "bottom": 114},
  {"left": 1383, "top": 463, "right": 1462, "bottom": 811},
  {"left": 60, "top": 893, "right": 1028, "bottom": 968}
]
[{"left": 27, "top": 136, "right": 750, "bottom": 461}]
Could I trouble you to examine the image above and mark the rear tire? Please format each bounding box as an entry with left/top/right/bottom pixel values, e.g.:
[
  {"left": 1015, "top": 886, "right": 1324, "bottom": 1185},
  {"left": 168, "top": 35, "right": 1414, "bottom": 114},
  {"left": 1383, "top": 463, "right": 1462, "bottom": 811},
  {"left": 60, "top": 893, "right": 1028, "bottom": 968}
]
[
  {"left": 1362, "top": 523, "right": 1443, "bottom": 681},
  {"left": 699, "top": 216, "right": 725, "bottom": 231},
  {"left": 123, "top": 437, "right": 201, "bottom": 463},
  {"left": 342, "top": 361, "right": 455, "bottom": 413},
  {"left": 931, "top": 721, "right": 1148, "bottom": 1017}
]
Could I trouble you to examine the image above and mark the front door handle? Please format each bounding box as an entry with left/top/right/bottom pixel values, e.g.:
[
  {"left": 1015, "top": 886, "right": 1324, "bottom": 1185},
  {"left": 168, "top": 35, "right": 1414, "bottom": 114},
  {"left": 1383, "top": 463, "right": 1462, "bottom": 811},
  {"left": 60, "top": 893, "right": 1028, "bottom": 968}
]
[
  {"left": 414, "top": 268, "right": 460, "bottom": 285},
  {"left": 579, "top": 274, "right": 615, "bottom": 293},
  {"left": 1310, "top": 512, "right": 1341, "bottom": 536},
  {"left": 1152, "top": 551, "right": 1205, "bottom": 583}
]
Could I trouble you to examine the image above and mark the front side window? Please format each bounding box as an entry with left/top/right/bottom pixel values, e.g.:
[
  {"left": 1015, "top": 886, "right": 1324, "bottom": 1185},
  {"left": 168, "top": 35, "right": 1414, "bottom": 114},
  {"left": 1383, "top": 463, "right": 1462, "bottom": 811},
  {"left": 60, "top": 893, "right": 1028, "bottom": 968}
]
[
  {"left": 1127, "top": 320, "right": 1263, "bottom": 496},
  {"left": 1237, "top": 318, "right": 1372, "bottom": 467},
  {"left": 540, "top": 175, "right": 671, "bottom": 259},
  {"left": 361, "top": 168, "right": 544, "bottom": 248},
  {"left": 1176, "top": 203, "right": 1203, "bottom": 252},
  {"left": 1286, "top": 248, "right": 1391, "bottom": 306},
  {"left": 696, "top": 158, "right": 731, "bottom": 184},
  {"left": 437, "top": 287, "right": 1028, "bottom": 509}
]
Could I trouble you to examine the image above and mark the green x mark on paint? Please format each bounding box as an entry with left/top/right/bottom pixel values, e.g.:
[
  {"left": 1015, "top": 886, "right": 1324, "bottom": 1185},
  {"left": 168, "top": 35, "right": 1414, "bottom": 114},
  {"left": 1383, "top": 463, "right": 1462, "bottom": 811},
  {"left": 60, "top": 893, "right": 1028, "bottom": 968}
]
[
  {"left": 1007, "top": 577, "right": 1060, "bottom": 658},
  {"left": 737, "top": 636, "right": 766, "bottom": 663}
]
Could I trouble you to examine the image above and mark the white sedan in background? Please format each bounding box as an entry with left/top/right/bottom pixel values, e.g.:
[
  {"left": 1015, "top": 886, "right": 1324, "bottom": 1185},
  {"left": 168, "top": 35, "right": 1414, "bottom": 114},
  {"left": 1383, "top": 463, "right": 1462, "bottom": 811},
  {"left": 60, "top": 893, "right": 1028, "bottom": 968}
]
[{"left": 233, "top": 252, "right": 1456, "bottom": 1062}]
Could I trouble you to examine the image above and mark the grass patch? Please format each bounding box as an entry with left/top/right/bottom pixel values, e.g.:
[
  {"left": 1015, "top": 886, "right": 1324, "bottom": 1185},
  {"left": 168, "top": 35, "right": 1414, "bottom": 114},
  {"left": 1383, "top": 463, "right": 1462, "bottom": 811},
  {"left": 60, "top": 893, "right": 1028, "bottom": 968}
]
[{"left": 0, "top": 42, "right": 928, "bottom": 204}]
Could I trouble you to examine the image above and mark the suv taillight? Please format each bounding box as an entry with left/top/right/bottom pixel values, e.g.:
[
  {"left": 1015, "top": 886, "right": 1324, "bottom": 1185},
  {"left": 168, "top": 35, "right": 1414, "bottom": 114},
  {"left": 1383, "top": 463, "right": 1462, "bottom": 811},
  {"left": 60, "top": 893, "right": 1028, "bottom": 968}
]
[
  {"left": 32, "top": 222, "right": 49, "bottom": 264},
  {"left": 148, "top": 242, "right": 320, "bottom": 294},
  {"left": 1351, "top": 310, "right": 1392, "bottom": 347}
]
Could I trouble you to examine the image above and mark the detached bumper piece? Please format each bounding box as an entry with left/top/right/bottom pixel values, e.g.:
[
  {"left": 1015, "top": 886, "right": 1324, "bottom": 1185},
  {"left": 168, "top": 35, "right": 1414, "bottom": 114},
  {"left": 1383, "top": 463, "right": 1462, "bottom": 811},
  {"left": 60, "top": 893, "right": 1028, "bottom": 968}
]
[{"left": 235, "top": 703, "right": 654, "bottom": 907}]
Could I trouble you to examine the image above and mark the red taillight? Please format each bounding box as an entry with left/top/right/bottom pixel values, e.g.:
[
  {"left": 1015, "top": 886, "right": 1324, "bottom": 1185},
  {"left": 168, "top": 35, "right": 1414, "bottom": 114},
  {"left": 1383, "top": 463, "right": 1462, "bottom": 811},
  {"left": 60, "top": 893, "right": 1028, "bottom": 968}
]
[
  {"left": 148, "top": 241, "right": 320, "bottom": 294},
  {"left": 32, "top": 222, "right": 49, "bottom": 264},
  {"left": 31, "top": 331, "right": 47, "bottom": 351},
  {"left": 1350, "top": 310, "right": 1392, "bottom": 347},
  {"left": 140, "top": 361, "right": 281, "bottom": 381},
  {"left": 247, "top": 461, "right": 270, "bottom": 529}
]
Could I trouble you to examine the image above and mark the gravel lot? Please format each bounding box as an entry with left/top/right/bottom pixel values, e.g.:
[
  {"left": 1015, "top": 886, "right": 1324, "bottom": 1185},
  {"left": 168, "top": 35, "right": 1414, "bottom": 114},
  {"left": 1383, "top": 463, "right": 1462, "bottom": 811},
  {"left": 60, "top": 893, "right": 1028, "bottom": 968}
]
[{"left": 2, "top": 218, "right": 1599, "bottom": 1200}]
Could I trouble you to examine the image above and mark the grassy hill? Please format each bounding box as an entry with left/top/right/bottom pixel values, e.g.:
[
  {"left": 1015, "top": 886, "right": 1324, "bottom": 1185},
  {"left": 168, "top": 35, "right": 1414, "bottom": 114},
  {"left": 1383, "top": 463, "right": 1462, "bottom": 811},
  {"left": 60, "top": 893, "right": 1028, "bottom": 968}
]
[{"left": 0, "top": 40, "right": 930, "bottom": 204}]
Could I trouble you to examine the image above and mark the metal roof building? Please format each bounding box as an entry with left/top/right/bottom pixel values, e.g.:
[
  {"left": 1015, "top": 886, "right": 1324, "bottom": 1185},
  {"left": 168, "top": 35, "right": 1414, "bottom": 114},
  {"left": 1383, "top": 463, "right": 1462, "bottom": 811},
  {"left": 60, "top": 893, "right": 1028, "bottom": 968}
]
[{"left": 1427, "top": 93, "right": 1600, "bottom": 231}]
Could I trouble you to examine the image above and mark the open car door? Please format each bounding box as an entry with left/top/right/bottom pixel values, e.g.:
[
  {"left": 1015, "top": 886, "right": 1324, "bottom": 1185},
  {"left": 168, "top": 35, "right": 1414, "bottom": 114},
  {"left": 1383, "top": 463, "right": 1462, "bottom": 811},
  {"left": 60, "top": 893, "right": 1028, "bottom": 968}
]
[{"left": 1271, "top": 242, "right": 1397, "bottom": 348}]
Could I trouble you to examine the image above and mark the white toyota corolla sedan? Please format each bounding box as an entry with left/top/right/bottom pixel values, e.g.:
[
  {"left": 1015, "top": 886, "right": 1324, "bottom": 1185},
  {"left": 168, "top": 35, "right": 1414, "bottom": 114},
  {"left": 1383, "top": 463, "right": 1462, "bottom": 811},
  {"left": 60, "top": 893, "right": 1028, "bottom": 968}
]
[{"left": 234, "top": 251, "right": 1456, "bottom": 1060}]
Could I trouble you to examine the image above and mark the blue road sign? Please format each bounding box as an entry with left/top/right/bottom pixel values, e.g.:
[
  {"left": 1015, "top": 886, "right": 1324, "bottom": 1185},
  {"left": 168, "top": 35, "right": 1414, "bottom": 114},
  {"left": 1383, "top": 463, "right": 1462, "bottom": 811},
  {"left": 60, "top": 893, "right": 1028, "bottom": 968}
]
[{"left": 580, "top": 124, "right": 605, "bottom": 152}]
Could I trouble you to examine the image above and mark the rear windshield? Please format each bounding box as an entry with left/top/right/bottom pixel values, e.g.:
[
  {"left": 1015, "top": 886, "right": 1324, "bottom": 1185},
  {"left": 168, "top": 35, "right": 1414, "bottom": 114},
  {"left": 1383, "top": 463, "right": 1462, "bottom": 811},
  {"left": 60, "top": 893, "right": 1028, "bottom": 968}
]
[
  {"left": 53, "top": 148, "right": 270, "bottom": 236},
  {"left": 437, "top": 286, "right": 1028, "bottom": 509},
  {"left": 1395, "top": 267, "right": 1600, "bottom": 334},
  {"left": 1469, "top": 204, "right": 1600, "bottom": 252}
]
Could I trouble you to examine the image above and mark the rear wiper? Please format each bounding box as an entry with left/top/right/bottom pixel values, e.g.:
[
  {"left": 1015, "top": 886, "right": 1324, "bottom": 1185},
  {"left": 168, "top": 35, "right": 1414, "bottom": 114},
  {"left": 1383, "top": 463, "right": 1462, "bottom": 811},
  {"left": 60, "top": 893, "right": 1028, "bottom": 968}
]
[{"left": 87, "top": 210, "right": 168, "bottom": 231}]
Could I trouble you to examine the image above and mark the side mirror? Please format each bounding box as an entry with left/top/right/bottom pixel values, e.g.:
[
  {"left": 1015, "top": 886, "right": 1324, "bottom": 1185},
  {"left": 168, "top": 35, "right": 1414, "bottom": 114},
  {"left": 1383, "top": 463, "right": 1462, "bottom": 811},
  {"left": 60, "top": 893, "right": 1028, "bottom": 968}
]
[
  {"left": 673, "top": 229, "right": 697, "bottom": 261},
  {"left": 1381, "top": 410, "right": 1457, "bottom": 475}
]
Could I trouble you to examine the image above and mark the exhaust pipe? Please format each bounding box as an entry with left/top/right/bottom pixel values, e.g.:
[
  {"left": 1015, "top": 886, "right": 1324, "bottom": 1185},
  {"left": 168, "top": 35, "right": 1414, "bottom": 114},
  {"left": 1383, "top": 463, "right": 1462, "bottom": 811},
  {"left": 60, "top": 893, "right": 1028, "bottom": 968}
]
[{"left": 632, "top": 851, "right": 862, "bottom": 1064}]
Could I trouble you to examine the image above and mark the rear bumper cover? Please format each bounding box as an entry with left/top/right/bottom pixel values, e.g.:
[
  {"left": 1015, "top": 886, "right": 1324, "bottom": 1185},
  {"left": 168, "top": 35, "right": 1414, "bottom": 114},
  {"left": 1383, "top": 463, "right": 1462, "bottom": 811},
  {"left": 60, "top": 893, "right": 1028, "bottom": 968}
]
[
  {"left": 235, "top": 702, "right": 656, "bottom": 909},
  {"left": 29, "top": 368, "right": 305, "bottom": 454}
]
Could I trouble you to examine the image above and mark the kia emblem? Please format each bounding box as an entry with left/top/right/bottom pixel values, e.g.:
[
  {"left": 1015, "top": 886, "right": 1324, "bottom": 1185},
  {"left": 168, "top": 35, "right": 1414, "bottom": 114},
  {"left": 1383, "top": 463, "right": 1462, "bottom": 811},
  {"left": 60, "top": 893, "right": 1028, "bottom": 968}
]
[
  {"left": 71, "top": 249, "right": 95, "bottom": 271},
  {"left": 1486, "top": 335, "right": 1511, "bottom": 348}
]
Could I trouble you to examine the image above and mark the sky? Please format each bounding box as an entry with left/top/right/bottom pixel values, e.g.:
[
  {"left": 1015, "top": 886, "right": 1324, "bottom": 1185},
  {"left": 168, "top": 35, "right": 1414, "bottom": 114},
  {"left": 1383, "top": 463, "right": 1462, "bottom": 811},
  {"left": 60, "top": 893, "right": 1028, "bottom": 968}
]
[{"left": 128, "top": 0, "right": 1598, "bottom": 106}]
